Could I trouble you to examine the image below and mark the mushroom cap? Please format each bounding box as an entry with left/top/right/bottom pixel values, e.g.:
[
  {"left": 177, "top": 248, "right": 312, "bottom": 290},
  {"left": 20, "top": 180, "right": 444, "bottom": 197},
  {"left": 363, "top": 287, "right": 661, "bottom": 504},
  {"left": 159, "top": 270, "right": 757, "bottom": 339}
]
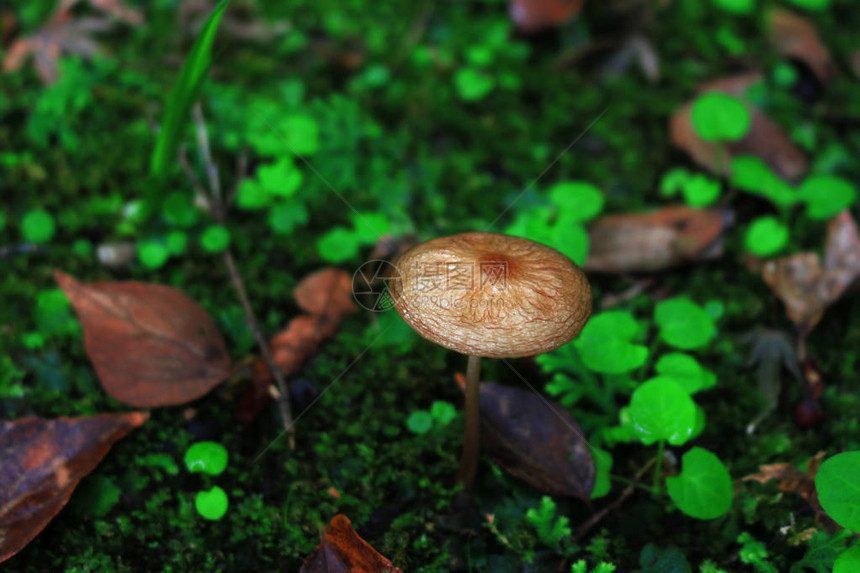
[{"left": 388, "top": 232, "right": 592, "bottom": 358}]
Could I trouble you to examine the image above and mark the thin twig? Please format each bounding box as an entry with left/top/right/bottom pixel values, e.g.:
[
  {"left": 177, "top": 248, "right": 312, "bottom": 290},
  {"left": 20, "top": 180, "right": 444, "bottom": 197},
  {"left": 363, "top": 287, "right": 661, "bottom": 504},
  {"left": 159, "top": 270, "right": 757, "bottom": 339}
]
[
  {"left": 572, "top": 457, "right": 656, "bottom": 544},
  {"left": 186, "top": 104, "right": 296, "bottom": 448}
]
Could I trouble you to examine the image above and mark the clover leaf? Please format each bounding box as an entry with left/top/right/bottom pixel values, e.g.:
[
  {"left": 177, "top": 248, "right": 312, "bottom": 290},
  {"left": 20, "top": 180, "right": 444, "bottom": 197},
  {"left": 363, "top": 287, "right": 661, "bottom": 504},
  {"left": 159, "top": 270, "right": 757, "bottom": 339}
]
[
  {"left": 655, "top": 297, "right": 716, "bottom": 350},
  {"left": 629, "top": 377, "right": 697, "bottom": 445},
  {"left": 745, "top": 216, "right": 789, "bottom": 257},
  {"left": 654, "top": 353, "right": 717, "bottom": 394},
  {"left": 797, "top": 175, "right": 857, "bottom": 220},
  {"left": 691, "top": 92, "right": 752, "bottom": 142},
  {"left": 815, "top": 451, "right": 860, "bottom": 532},
  {"left": 666, "top": 448, "right": 733, "bottom": 519},
  {"left": 573, "top": 311, "right": 648, "bottom": 374},
  {"left": 547, "top": 181, "right": 605, "bottom": 222}
]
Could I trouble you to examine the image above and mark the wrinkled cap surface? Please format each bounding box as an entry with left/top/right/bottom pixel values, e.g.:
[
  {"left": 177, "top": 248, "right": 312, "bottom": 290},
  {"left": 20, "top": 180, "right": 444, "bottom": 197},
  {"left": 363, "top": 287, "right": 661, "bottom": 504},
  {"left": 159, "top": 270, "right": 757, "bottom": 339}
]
[{"left": 388, "top": 232, "right": 592, "bottom": 358}]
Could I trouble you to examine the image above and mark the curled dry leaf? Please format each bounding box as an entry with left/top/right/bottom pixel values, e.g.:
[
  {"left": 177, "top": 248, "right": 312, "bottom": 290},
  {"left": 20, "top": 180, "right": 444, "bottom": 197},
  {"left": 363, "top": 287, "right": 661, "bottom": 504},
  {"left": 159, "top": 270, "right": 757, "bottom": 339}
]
[
  {"left": 455, "top": 374, "right": 595, "bottom": 500},
  {"left": 510, "top": 0, "right": 585, "bottom": 33},
  {"left": 236, "top": 268, "right": 357, "bottom": 424},
  {"left": 2, "top": 0, "right": 141, "bottom": 84},
  {"left": 767, "top": 8, "right": 835, "bottom": 85},
  {"left": 0, "top": 412, "right": 149, "bottom": 563},
  {"left": 670, "top": 73, "right": 807, "bottom": 182},
  {"left": 761, "top": 212, "right": 860, "bottom": 335},
  {"left": 585, "top": 206, "right": 731, "bottom": 273},
  {"left": 299, "top": 514, "right": 403, "bottom": 573},
  {"left": 55, "top": 271, "right": 231, "bottom": 407}
]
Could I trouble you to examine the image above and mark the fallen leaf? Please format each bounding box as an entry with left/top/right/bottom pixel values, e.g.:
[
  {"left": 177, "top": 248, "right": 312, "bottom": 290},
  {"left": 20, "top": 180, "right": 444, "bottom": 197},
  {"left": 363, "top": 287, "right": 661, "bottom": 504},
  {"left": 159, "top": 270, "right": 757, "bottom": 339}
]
[
  {"left": 299, "top": 514, "right": 403, "bottom": 573},
  {"left": 585, "top": 206, "right": 731, "bottom": 273},
  {"left": 455, "top": 374, "right": 595, "bottom": 500},
  {"left": 294, "top": 268, "right": 359, "bottom": 319},
  {"left": 740, "top": 328, "right": 802, "bottom": 434},
  {"left": 767, "top": 8, "right": 835, "bottom": 85},
  {"left": 55, "top": 271, "right": 231, "bottom": 407},
  {"left": 2, "top": 0, "right": 141, "bottom": 84},
  {"left": 0, "top": 412, "right": 148, "bottom": 563},
  {"left": 670, "top": 74, "right": 807, "bottom": 182},
  {"left": 761, "top": 211, "right": 860, "bottom": 335},
  {"left": 510, "top": 0, "right": 585, "bottom": 33}
]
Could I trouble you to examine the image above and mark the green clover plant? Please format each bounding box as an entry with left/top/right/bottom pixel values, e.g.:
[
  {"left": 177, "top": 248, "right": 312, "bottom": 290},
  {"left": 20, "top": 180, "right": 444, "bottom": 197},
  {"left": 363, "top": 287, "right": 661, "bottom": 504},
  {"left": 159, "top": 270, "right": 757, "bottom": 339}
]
[
  {"left": 185, "top": 441, "right": 230, "bottom": 520},
  {"left": 406, "top": 401, "right": 457, "bottom": 435}
]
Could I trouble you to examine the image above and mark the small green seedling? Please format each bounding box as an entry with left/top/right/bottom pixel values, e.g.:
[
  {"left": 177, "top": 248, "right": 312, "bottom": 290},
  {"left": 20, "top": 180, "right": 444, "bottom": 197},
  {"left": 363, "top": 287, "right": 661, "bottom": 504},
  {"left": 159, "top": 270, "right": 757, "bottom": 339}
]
[
  {"left": 185, "top": 442, "right": 230, "bottom": 520},
  {"left": 815, "top": 451, "right": 860, "bottom": 532},
  {"left": 137, "top": 238, "right": 170, "bottom": 270},
  {"left": 659, "top": 168, "right": 721, "bottom": 208},
  {"left": 797, "top": 174, "right": 857, "bottom": 220},
  {"left": 666, "top": 447, "right": 733, "bottom": 519},
  {"left": 525, "top": 496, "right": 571, "bottom": 548},
  {"left": 21, "top": 209, "right": 56, "bottom": 244},
  {"left": 655, "top": 297, "right": 717, "bottom": 350},
  {"left": 691, "top": 92, "right": 752, "bottom": 143},
  {"left": 200, "top": 225, "right": 231, "bottom": 254},
  {"left": 572, "top": 311, "right": 648, "bottom": 375},
  {"left": 629, "top": 377, "right": 697, "bottom": 446},
  {"left": 406, "top": 401, "right": 457, "bottom": 435},
  {"left": 455, "top": 68, "right": 495, "bottom": 102},
  {"left": 731, "top": 155, "right": 797, "bottom": 209}
]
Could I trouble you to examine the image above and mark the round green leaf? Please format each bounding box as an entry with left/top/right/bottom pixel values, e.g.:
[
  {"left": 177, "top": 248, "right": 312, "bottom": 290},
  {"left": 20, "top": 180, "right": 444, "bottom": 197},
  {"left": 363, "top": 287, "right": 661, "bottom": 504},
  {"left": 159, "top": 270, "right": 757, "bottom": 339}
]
[
  {"left": 454, "top": 68, "right": 495, "bottom": 101},
  {"left": 744, "top": 216, "right": 789, "bottom": 257},
  {"left": 660, "top": 168, "right": 691, "bottom": 198},
  {"left": 682, "top": 174, "right": 721, "bottom": 207},
  {"left": 654, "top": 353, "right": 717, "bottom": 394},
  {"left": 552, "top": 218, "right": 589, "bottom": 266},
  {"left": 712, "top": 0, "right": 755, "bottom": 14},
  {"left": 21, "top": 209, "right": 56, "bottom": 243},
  {"left": 691, "top": 92, "right": 752, "bottom": 142},
  {"left": 317, "top": 227, "right": 360, "bottom": 263},
  {"left": 666, "top": 448, "right": 733, "bottom": 519},
  {"left": 430, "top": 401, "right": 457, "bottom": 426},
  {"left": 834, "top": 546, "right": 860, "bottom": 573},
  {"left": 629, "top": 377, "right": 697, "bottom": 445},
  {"left": 236, "top": 179, "right": 271, "bottom": 211},
  {"left": 200, "top": 225, "right": 231, "bottom": 253},
  {"left": 815, "top": 451, "right": 860, "bottom": 532},
  {"left": 185, "top": 441, "right": 228, "bottom": 475},
  {"left": 268, "top": 203, "right": 308, "bottom": 235},
  {"left": 195, "top": 486, "right": 229, "bottom": 520},
  {"left": 137, "top": 238, "right": 170, "bottom": 269},
  {"left": 406, "top": 410, "right": 433, "bottom": 434},
  {"left": 797, "top": 175, "right": 857, "bottom": 220},
  {"left": 547, "top": 181, "right": 605, "bottom": 222},
  {"left": 655, "top": 297, "right": 716, "bottom": 350},
  {"left": 573, "top": 311, "right": 648, "bottom": 374}
]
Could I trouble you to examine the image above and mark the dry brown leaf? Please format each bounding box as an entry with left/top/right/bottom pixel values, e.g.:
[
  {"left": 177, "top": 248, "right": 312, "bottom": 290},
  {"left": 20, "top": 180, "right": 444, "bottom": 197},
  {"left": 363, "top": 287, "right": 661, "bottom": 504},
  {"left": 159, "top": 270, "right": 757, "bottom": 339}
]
[
  {"left": 585, "top": 206, "right": 730, "bottom": 273},
  {"left": 762, "top": 212, "right": 860, "bottom": 335},
  {"left": 2, "top": 0, "right": 141, "bottom": 83},
  {"left": 294, "top": 268, "right": 358, "bottom": 319},
  {"left": 299, "top": 514, "right": 403, "bottom": 573},
  {"left": 510, "top": 0, "right": 585, "bottom": 33},
  {"left": 767, "top": 8, "right": 835, "bottom": 85},
  {"left": 0, "top": 412, "right": 148, "bottom": 563},
  {"left": 55, "top": 271, "right": 231, "bottom": 407}
]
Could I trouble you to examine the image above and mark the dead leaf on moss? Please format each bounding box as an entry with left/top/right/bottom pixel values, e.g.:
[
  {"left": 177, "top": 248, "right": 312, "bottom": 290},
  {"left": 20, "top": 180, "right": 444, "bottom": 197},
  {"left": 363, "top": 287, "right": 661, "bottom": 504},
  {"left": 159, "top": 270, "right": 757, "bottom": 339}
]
[
  {"left": 761, "top": 211, "right": 860, "bottom": 336},
  {"left": 294, "top": 268, "right": 358, "bottom": 319},
  {"left": 510, "top": 0, "right": 585, "bottom": 33},
  {"left": 0, "top": 412, "right": 148, "bottom": 563},
  {"left": 767, "top": 8, "right": 835, "bottom": 85},
  {"left": 455, "top": 373, "right": 595, "bottom": 500},
  {"left": 585, "top": 206, "right": 730, "bottom": 273},
  {"left": 2, "top": 0, "right": 141, "bottom": 84},
  {"left": 299, "top": 514, "right": 403, "bottom": 573},
  {"left": 55, "top": 271, "right": 231, "bottom": 407}
]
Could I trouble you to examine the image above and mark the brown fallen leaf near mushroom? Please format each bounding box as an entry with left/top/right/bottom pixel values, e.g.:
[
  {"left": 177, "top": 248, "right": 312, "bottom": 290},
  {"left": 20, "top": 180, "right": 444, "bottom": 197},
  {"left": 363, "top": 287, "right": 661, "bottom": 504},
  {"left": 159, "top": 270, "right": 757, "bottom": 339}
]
[
  {"left": 299, "top": 514, "right": 403, "bottom": 573},
  {"left": 761, "top": 211, "right": 860, "bottom": 339},
  {"left": 454, "top": 373, "right": 595, "bottom": 500},
  {"left": 766, "top": 8, "right": 836, "bottom": 85},
  {"left": 0, "top": 412, "right": 149, "bottom": 563},
  {"left": 584, "top": 206, "right": 731, "bottom": 274},
  {"left": 510, "top": 0, "right": 585, "bottom": 33},
  {"left": 670, "top": 73, "right": 807, "bottom": 182},
  {"left": 235, "top": 268, "right": 358, "bottom": 424},
  {"left": 2, "top": 0, "right": 142, "bottom": 84},
  {"left": 55, "top": 271, "right": 232, "bottom": 407}
]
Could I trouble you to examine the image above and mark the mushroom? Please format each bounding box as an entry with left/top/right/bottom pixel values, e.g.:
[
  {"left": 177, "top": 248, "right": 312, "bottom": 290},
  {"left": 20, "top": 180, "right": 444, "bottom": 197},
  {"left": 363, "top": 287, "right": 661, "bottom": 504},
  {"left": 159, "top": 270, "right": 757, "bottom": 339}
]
[{"left": 388, "top": 232, "right": 592, "bottom": 488}]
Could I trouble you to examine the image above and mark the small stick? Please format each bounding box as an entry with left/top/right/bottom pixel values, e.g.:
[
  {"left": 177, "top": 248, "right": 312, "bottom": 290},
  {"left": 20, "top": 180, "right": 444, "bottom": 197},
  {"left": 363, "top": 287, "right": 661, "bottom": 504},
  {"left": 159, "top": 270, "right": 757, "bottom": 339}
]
[{"left": 571, "top": 457, "right": 656, "bottom": 544}]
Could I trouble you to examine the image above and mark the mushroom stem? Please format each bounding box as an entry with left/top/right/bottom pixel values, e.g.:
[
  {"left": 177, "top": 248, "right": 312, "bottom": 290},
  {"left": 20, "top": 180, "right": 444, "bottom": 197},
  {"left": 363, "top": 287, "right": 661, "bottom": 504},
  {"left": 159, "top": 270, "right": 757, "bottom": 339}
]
[{"left": 457, "top": 354, "right": 482, "bottom": 489}]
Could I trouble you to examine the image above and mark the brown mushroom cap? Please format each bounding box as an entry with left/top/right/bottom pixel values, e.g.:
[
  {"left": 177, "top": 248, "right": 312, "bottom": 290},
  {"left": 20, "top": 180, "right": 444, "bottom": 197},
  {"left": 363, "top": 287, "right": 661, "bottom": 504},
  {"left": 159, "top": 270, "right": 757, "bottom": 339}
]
[{"left": 388, "top": 232, "right": 592, "bottom": 358}]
